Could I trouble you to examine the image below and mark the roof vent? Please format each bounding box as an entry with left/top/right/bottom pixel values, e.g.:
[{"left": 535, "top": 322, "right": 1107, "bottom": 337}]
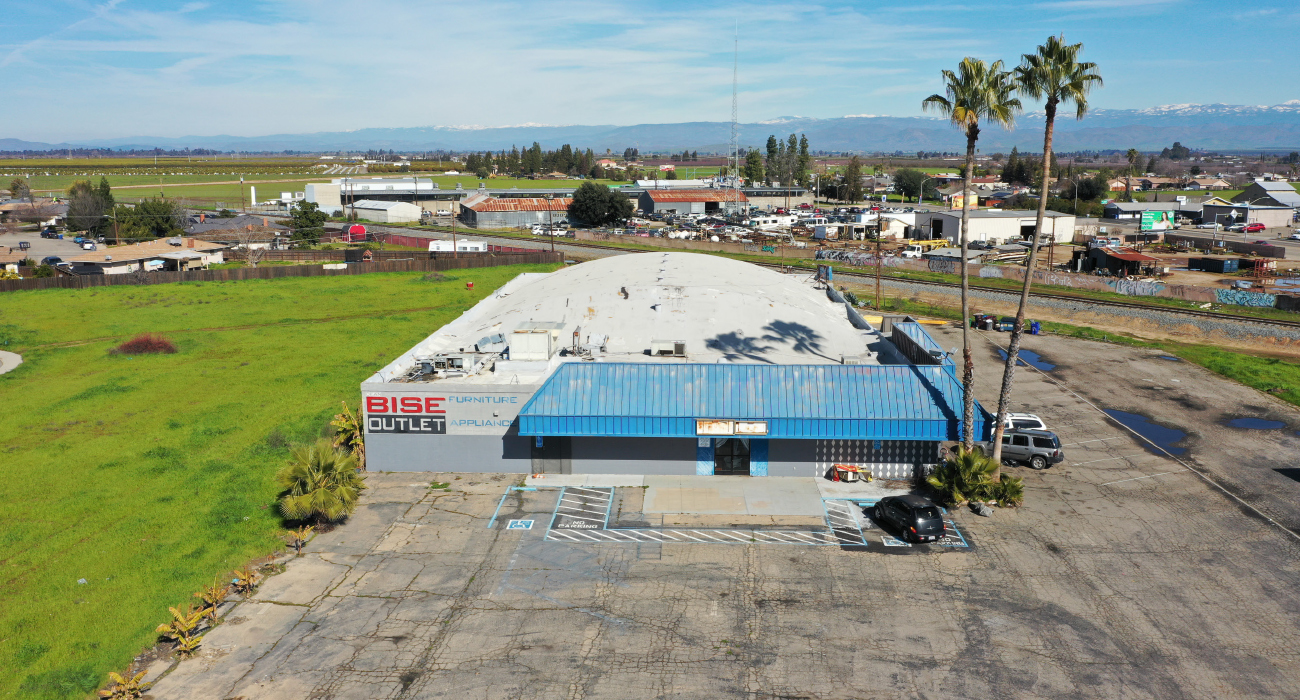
[
  {"left": 651, "top": 339, "right": 686, "bottom": 357},
  {"left": 167, "top": 237, "right": 183, "bottom": 246}
]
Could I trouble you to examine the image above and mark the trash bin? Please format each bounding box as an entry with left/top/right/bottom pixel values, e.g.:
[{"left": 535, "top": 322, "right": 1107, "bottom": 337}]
[{"left": 1029, "top": 321, "right": 1041, "bottom": 335}]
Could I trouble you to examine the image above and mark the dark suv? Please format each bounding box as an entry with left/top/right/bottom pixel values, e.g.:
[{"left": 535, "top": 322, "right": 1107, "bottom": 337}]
[
  {"left": 1000, "top": 428, "right": 1064, "bottom": 469},
  {"left": 873, "top": 495, "right": 946, "bottom": 543}
]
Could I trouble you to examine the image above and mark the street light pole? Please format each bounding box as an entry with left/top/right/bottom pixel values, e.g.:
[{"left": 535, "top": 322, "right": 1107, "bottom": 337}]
[
  {"left": 546, "top": 192, "right": 555, "bottom": 255},
  {"left": 918, "top": 176, "right": 933, "bottom": 206}
]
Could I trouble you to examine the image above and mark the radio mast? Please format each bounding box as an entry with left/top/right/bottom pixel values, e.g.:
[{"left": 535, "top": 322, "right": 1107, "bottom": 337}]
[{"left": 727, "top": 27, "right": 742, "bottom": 215}]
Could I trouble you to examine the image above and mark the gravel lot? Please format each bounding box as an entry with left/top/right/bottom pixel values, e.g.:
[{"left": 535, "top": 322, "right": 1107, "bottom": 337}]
[
  {"left": 882, "top": 278, "right": 1300, "bottom": 352},
  {"left": 145, "top": 329, "right": 1300, "bottom": 700}
]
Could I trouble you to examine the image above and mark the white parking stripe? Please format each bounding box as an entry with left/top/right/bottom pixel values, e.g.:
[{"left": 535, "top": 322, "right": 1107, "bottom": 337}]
[
  {"left": 1100, "top": 469, "right": 1190, "bottom": 486},
  {"left": 1060, "top": 436, "right": 1128, "bottom": 447},
  {"left": 1072, "top": 454, "right": 1146, "bottom": 465}
]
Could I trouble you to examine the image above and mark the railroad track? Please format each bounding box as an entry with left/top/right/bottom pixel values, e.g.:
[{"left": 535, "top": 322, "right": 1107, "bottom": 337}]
[{"left": 365, "top": 223, "right": 1300, "bottom": 331}]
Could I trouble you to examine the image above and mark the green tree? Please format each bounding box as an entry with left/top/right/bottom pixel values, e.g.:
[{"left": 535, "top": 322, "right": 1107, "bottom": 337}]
[
  {"left": 765, "top": 135, "right": 779, "bottom": 184},
  {"left": 1146, "top": 155, "right": 1158, "bottom": 175},
  {"left": 9, "top": 178, "right": 31, "bottom": 201},
  {"left": 990, "top": 35, "right": 1101, "bottom": 467},
  {"left": 109, "top": 199, "right": 185, "bottom": 241},
  {"left": 797, "top": 134, "right": 812, "bottom": 186},
  {"left": 743, "top": 149, "right": 765, "bottom": 184},
  {"left": 894, "top": 168, "right": 939, "bottom": 202},
  {"left": 842, "top": 156, "right": 863, "bottom": 203},
  {"left": 1125, "top": 148, "right": 1140, "bottom": 201},
  {"left": 290, "top": 201, "right": 327, "bottom": 245},
  {"left": 567, "top": 181, "right": 632, "bottom": 226},
  {"left": 923, "top": 56, "right": 1021, "bottom": 452},
  {"left": 1189, "top": 165, "right": 1202, "bottom": 177},
  {"left": 66, "top": 177, "right": 115, "bottom": 233},
  {"left": 275, "top": 440, "right": 367, "bottom": 525}
]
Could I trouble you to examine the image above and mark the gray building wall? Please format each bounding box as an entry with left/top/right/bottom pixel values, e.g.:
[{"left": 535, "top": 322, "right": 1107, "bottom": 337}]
[
  {"left": 368, "top": 431, "right": 533, "bottom": 473},
  {"left": 567, "top": 437, "right": 697, "bottom": 475}
]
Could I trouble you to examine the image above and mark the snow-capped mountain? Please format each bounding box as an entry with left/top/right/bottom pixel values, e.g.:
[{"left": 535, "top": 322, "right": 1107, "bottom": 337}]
[{"left": 8, "top": 102, "right": 1300, "bottom": 153}]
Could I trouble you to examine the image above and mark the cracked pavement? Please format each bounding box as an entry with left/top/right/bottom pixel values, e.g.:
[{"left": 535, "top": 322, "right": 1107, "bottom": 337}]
[{"left": 149, "top": 329, "right": 1300, "bottom": 699}]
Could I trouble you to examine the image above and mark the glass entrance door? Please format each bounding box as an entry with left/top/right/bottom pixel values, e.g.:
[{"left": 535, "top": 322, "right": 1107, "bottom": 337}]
[{"left": 713, "top": 438, "right": 751, "bottom": 476}]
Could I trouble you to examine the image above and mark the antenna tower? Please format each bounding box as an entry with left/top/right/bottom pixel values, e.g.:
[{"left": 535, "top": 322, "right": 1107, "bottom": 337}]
[{"left": 728, "top": 27, "right": 741, "bottom": 214}]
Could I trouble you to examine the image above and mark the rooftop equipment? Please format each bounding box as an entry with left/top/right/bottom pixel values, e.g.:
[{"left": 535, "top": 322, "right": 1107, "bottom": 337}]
[{"left": 650, "top": 340, "right": 687, "bottom": 357}]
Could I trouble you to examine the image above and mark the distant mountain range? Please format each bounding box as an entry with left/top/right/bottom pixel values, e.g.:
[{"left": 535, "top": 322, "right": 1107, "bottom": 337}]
[{"left": 8, "top": 102, "right": 1300, "bottom": 154}]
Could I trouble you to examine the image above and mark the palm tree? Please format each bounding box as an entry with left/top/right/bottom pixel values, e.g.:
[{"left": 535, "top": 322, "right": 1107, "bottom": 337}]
[
  {"left": 990, "top": 37, "right": 1102, "bottom": 468},
  {"left": 276, "top": 439, "right": 367, "bottom": 525},
  {"left": 923, "top": 58, "right": 1021, "bottom": 451},
  {"left": 1125, "top": 147, "right": 1140, "bottom": 201}
]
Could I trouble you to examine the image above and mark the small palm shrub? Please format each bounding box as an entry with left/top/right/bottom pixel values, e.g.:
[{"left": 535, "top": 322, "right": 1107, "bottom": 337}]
[
  {"left": 990, "top": 475, "right": 1024, "bottom": 507},
  {"left": 194, "top": 580, "right": 230, "bottom": 622},
  {"left": 113, "top": 333, "right": 177, "bottom": 355},
  {"left": 98, "top": 670, "right": 151, "bottom": 699},
  {"left": 330, "top": 402, "right": 365, "bottom": 470},
  {"left": 926, "top": 448, "right": 1008, "bottom": 506},
  {"left": 276, "top": 439, "right": 367, "bottom": 525}
]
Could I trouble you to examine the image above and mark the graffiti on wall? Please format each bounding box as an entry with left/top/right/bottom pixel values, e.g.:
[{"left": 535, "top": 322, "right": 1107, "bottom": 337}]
[
  {"left": 928, "top": 259, "right": 959, "bottom": 275},
  {"left": 978, "top": 266, "right": 1004, "bottom": 279},
  {"left": 1216, "top": 289, "right": 1277, "bottom": 307},
  {"left": 1107, "top": 279, "right": 1167, "bottom": 297},
  {"left": 815, "top": 250, "right": 908, "bottom": 268}
]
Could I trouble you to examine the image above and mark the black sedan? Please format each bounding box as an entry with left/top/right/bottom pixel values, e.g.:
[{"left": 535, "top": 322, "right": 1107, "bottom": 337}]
[{"left": 873, "top": 495, "right": 946, "bottom": 543}]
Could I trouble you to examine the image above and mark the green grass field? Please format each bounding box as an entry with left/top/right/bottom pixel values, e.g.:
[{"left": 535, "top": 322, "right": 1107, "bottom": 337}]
[{"left": 0, "top": 263, "right": 560, "bottom": 699}]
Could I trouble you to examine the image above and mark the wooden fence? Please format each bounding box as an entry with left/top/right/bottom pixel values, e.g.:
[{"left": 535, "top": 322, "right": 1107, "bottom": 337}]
[
  {"left": 227, "top": 248, "right": 513, "bottom": 263},
  {"left": 0, "top": 252, "right": 562, "bottom": 293}
]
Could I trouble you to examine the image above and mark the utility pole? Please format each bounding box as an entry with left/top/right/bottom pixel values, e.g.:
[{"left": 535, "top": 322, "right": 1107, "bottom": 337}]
[
  {"left": 875, "top": 212, "right": 883, "bottom": 309},
  {"left": 452, "top": 194, "right": 458, "bottom": 259},
  {"left": 546, "top": 192, "right": 555, "bottom": 255}
]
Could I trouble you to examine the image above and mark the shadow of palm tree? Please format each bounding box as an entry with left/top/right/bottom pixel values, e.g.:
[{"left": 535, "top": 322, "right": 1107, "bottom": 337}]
[
  {"left": 761, "top": 320, "right": 835, "bottom": 361},
  {"left": 704, "top": 331, "right": 776, "bottom": 364}
]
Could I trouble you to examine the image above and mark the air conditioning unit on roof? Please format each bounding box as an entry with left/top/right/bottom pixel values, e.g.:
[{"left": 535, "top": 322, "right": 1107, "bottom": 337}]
[{"left": 651, "top": 340, "right": 686, "bottom": 357}]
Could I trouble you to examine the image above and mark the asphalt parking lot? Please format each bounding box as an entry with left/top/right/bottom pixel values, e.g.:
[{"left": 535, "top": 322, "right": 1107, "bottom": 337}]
[
  {"left": 0, "top": 229, "right": 91, "bottom": 262},
  {"left": 147, "top": 328, "right": 1300, "bottom": 699}
]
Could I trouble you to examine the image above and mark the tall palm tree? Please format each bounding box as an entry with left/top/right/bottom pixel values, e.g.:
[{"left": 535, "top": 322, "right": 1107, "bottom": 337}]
[
  {"left": 1125, "top": 147, "right": 1140, "bottom": 201},
  {"left": 923, "top": 58, "right": 1021, "bottom": 452},
  {"left": 990, "top": 37, "right": 1102, "bottom": 467}
]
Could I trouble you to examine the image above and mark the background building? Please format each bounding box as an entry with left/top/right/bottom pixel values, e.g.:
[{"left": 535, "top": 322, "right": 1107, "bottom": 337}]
[
  {"left": 639, "top": 189, "right": 747, "bottom": 215},
  {"left": 361, "top": 253, "right": 989, "bottom": 477},
  {"left": 460, "top": 195, "right": 573, "bottom": 229},
  {"left": 348, "top": 200, "right": 422, "bottom": 223},
  {"left": 917, "top": 209, "right": 1076, "bottom": 244}
]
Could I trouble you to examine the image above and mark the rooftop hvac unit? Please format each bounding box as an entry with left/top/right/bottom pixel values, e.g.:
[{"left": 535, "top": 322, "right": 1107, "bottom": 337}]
[
  {"left": 510, "top": 329, "right": 555, "bottom": 361},
  {"left": 841, "top": 355, "right": 868, "bottom": 365},
  {"left": 651, "top": 340, "right": 686, "bottom": 357}
]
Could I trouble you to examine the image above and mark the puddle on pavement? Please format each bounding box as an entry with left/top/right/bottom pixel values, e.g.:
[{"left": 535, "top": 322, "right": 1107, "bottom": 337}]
[
  {"left": 997, "top": 348, "right": 1056, "bottom": 371},
  {"left": 1226, "top": 417, "right": 1286, "bottom": 430},
  {"left": 1157, "top": 356, "right": 1182, "bottom": 362},
  {"left": 1103, "top": 409, "right": 1187, "bottom": 455}
]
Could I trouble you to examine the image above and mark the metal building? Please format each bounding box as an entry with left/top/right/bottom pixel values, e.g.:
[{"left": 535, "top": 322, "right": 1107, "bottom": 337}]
[
  {"left": 362, "top": 253, "right": 989, "bottom": 477},
  {"left": 461, "top": 195, "right": 573, "bottom": 230},
  {"left": 347, "top": 200, "right": 422, "bottom": 223},
  {"left": 638, "top": 189, "right": 748, "bottom": 215}
]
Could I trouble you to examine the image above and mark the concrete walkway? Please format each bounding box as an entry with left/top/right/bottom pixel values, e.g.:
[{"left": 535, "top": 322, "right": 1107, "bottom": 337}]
[{"left": 643, "top": 476, "right": 824, "bottom": 516}]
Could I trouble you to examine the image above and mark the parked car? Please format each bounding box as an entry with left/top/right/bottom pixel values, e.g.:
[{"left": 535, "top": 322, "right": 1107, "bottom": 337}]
[
  {"left": 1289, "top": 233, "right": 1300, "bottom": 241},
  {"left": 435, "top": 210, "right": 451, "bottom": 217},
  {"left": 873, "top": 495, "right": 946, "bottom": 543},
  {"left": 1000, "top": 428, "right": 1064, "bottom": 470},
  {"left": 1001, "top": 413, "right": 1047, "bottom": 431},
  {"left": 40, "top": 256, "right": 63, "bottom": 267},
  {"left": 1244, "top": 223, "right": 1266, "bottom": 233},
  {"left": 1196, "top": 223, "right": 1221, "bottom": 230},
  {"left": 1227, "top": 223, "right": 1246, "bottom": 232}
]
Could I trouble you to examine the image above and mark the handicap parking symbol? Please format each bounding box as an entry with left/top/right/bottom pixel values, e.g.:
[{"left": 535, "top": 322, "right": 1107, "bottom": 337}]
[{"left": 507, "top": 520, "right": 534, "bottom": 530}]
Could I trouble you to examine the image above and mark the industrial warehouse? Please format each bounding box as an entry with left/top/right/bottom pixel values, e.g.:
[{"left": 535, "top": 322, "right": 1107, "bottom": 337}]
[{"left": 362, "top": 253, "right": 989, "bottom": 477}]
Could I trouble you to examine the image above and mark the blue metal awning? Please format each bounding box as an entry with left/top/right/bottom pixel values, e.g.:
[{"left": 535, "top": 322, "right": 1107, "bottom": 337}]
[{"left": 518, "top": 362, "right": 990, "bottom": 442}]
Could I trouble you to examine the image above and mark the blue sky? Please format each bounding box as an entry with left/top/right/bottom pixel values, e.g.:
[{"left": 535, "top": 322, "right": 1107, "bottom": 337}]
[{"left": 2, "top": 0, "right": 1298, "bottom": 141}]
